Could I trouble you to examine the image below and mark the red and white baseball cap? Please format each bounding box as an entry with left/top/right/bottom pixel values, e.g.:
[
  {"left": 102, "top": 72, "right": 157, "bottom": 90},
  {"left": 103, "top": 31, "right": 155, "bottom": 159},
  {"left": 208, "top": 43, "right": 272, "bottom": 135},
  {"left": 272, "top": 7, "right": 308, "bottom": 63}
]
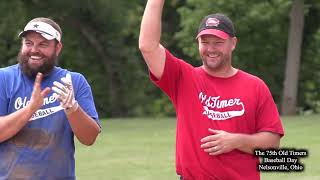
[{"left": 196, "top": 13, "right": 235, "bottom": 40}]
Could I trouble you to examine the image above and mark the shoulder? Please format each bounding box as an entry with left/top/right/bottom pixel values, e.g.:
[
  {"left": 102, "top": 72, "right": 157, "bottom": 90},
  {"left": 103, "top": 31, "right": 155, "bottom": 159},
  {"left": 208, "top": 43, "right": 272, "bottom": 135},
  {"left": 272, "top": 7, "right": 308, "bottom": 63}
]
[
  {"left": 0, "top": 64, "right": 20, "bottom": 81},
  {"left": 238, "top": 70, "right": 272, "bottom": 96},
  {"left": 0, "top": 64, "right": 19, "bottom": 74},
  {"left": 165, "top": 48, "right": 194, "bottom": 69},
  {"left": 66, "top": 71, "right": 90, "bottom": 88},
  {"left": 238, "top": 70, "right": 266, "bottom": 84},
  {"left": 53, "top": 67, "right": 86, "bottom": 80},
  {"left": 166, "top": 49, "right": 199, "bottom": 74},
  {"left": 49, "top": 67, "right": 90, "bottom": 89},
  {"left": 69, "top": 71, "right": 87, "bottom": 83}
]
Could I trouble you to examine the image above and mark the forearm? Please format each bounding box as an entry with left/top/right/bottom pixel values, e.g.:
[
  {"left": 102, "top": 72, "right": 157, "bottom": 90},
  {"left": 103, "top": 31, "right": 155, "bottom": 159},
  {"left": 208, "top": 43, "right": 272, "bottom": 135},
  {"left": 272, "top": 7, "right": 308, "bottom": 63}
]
[
  {"left": 138, "top": 0, "right": 166, "bottom": 79},
  {"left": 66, "top": 106, "right": 100, "bottom": 146},
  {"left": 236, "top": 132, "right": 280, "bottom": 154},
  {"left": 139, "top": 0, "right": 164, "bottom": 52},
  {"left": 0, "top": 105, "right": 36, "bottom": 142}
]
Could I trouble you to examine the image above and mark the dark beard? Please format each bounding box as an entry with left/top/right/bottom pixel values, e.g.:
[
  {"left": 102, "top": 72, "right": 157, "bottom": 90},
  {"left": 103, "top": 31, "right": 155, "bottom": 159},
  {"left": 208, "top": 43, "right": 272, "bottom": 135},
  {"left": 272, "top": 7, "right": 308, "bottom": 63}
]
[{"left": 17, "top": 51, "right": 57, "bottom": 78}]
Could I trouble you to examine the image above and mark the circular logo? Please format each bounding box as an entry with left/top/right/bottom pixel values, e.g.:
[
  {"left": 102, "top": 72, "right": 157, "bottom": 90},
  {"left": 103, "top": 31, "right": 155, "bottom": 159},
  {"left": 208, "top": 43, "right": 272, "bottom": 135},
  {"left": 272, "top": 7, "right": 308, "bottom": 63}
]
[{"left": 206, "top": 18, "right": 220, "bottom": 27}]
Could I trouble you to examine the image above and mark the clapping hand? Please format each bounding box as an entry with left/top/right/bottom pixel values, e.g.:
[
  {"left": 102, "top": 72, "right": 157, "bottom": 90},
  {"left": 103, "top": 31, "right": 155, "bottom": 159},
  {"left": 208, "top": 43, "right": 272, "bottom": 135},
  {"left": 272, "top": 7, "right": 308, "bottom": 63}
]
[{"left": 52, "top": 73, "right": 78, "bottom": 114}]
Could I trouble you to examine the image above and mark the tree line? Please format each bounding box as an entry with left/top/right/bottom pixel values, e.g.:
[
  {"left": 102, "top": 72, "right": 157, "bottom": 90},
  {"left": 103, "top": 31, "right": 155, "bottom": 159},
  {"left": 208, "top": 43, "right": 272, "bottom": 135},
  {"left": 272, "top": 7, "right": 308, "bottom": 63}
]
[{"left": 0, "top": 0, "right": 319, "bottom": 118}]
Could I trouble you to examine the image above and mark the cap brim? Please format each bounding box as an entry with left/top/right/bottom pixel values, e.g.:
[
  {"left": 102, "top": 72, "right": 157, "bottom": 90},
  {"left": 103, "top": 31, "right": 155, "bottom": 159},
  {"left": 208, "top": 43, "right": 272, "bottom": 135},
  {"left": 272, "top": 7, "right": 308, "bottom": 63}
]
[
  {"left": 39, "top": 32, "right": 55, "bottom": 40},
  {"left": 18, "top": 30, "right": 56, "bottom": 41},
  {"left": 196, "top": 29, "right": 230, "bottom": 40},
  {"left": 18, "top": 31, "right": 27, "bottom": 38}
]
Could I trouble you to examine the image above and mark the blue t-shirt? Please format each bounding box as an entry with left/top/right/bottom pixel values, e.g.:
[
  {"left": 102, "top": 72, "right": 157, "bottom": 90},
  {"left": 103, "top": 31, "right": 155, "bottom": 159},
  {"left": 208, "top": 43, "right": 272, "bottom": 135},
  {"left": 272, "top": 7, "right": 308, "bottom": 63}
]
[{"left": 0, "top": 64, "right": 100, "bottom": 180}]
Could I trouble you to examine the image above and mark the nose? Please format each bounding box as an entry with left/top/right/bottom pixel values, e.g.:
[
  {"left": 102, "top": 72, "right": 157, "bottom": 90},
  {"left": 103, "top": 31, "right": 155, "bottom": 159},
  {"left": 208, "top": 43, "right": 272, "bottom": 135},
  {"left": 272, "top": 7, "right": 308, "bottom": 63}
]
[
  {"left": 30, "top": 45, "right": 40, "bottom": 53},
  {"left": 207, "top": 44, "right": 216, "bottom": 52}
]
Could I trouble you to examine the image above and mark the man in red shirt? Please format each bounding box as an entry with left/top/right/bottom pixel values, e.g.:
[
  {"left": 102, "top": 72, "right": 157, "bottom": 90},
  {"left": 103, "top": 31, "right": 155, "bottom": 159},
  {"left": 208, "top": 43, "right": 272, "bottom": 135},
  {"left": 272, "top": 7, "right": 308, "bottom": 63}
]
[{"left": 139, "top": 1, "right": 284, "bottom": 179}]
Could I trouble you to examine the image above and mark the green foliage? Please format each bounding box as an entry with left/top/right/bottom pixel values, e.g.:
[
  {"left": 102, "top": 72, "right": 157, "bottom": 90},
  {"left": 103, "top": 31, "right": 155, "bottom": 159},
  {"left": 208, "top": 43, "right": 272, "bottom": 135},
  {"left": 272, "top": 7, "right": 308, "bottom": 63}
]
[
  {"left": 1, "top": 0, "right": 320, "bottom": 117},
  {"left": 300, "top": 27, "right": 320, "bottom": 113},
  {"left": 295, "top": 1, "right": 320, "bottom": 113},
  {"left": 0, "top": 1, "right": 27, "bottom": 67}
]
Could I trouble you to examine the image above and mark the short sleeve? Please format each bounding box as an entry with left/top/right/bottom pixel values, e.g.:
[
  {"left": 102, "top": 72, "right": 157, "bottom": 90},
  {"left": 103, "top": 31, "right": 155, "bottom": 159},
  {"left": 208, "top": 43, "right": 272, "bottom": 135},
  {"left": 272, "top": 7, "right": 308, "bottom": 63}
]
[
  {"left": 255, "top": 81, "right": 284, "bottom": 137},
  {"left": 71, "top": 73, "right": 101, "bottom": 128},
  {"left": 149, "top": 49, "right": 182, "bottom": 103},
  {"left": 0, "top": 70, "right": 8, "bottom": 116}
]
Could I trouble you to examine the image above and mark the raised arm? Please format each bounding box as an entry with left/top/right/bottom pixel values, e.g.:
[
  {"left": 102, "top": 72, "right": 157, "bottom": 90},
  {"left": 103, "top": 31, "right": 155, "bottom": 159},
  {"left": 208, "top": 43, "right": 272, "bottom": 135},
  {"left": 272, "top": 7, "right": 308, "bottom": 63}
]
[
  {"left": 0, "top": 73, "right": 50, "bottom": 142},
  {"left": 139, "top": 0, "right": 166, "bottom": 79}
]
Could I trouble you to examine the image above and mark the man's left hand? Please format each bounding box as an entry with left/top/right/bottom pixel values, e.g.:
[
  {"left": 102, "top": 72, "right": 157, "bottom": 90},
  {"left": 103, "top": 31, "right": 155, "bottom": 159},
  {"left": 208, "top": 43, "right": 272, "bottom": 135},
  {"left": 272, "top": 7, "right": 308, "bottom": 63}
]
[
  {"left": 52, "top": 73, "right": 78, "bottom": 114},
  {"left": 200, "top": 129, "right": 240, "bottom": 156}
]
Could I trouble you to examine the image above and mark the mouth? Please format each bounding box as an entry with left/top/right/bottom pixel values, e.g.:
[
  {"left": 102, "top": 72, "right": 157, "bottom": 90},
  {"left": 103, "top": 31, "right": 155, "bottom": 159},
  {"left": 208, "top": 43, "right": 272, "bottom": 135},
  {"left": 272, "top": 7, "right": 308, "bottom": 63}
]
[
  {"left": 28, "top": 55, "right": 44, "bottom": 66},
  {"left": 30, "top": 55, "right": 43, "bottom": 60},
  {"left": 207, "top": 53, "right": 220, "bottom": 60},
  {"left": 208, "top": 53, "right": 219, "bottom": 58}
]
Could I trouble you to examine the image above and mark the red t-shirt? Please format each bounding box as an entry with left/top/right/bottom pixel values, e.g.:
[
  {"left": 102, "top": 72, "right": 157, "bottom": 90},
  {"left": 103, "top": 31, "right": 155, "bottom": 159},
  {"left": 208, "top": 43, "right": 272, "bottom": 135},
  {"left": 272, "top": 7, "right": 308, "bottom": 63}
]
[{"left": 150, "top": 49, "right": 284, "bottom": 180}]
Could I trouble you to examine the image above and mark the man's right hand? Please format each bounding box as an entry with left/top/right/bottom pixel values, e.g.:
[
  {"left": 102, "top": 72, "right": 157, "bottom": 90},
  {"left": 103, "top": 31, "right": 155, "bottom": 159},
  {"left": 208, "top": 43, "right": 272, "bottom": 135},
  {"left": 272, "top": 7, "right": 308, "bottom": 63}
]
[
  {"left": 29, "top": 73, "right": 51, "bottom": 112},
  {"left": 0, "top": 72, "right": 51, "bottom": 142}
]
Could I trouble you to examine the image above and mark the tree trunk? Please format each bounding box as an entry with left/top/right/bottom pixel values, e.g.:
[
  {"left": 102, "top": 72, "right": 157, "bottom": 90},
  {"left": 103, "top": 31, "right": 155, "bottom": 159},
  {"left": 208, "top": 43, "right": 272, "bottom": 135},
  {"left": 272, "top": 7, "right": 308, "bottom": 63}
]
[{"left": 281, "top": 0, "right": 304, "bottom": 115}]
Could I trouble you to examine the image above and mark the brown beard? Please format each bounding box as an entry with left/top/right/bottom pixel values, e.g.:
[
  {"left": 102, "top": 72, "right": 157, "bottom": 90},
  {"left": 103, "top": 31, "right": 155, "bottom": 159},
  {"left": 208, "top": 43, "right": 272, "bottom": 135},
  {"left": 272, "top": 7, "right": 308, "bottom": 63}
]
[
  {"left": 17, "top": 51, "right": 58, "bottom": 78},
  {"left": 201, "top": 51, "right": 229, "bottom": 71}
]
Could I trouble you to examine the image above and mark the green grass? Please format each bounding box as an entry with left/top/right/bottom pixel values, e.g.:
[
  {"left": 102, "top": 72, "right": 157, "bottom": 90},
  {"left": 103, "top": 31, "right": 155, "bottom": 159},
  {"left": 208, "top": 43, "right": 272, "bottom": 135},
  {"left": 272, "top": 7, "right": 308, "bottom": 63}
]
[
  {"left": 262, "top": 114, "right": 320, "bottom": 180},
  {"left": 75, "top": 115, "right": 320, "bottom": 180}
]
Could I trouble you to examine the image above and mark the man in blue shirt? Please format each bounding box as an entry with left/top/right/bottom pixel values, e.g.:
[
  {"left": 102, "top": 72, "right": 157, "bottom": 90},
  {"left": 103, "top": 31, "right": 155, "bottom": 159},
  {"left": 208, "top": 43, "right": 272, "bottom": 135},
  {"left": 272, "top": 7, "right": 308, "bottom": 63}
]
[{"left": 0, "top": 17, "right": 101, "bottom": 179}]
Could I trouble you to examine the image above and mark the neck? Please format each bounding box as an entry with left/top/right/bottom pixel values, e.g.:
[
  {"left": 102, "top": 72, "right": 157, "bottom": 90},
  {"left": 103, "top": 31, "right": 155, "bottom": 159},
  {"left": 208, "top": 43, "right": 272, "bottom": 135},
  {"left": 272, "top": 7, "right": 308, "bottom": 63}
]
[{"left": 202, "top": 66, "right": 238, "bottom": 78}]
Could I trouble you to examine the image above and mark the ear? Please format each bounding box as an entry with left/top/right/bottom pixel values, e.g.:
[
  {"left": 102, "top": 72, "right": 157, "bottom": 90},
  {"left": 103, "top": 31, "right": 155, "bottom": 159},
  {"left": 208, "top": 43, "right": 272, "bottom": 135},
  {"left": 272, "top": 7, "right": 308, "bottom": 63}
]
[
  {"left": 231, "top": 37, "right": 237, "bottom": 50},
  {"left": 55, "top": 42, "right": 63, "bottom": 56}
]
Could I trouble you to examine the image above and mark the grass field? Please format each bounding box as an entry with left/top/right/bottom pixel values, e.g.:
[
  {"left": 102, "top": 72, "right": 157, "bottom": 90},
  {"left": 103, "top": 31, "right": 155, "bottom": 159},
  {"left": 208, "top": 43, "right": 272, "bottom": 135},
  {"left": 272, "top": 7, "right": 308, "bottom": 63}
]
[{"left": 75, "top": 114, "right": 320, "bottom": 180}]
